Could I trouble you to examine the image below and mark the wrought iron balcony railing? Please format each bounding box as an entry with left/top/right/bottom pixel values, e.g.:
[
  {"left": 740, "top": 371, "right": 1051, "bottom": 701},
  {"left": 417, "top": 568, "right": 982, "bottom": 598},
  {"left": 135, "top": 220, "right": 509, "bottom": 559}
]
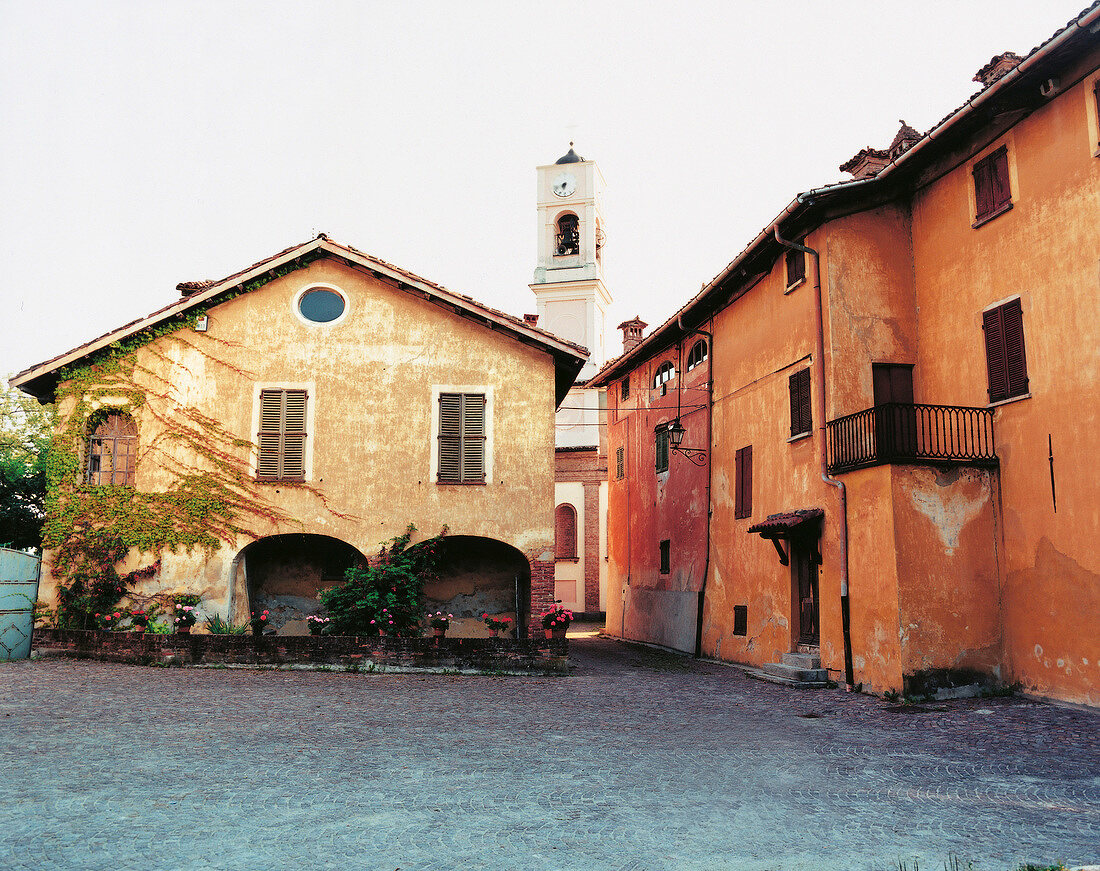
[{"left": 826, "top": 403, "right": 996, "bottom": 475}]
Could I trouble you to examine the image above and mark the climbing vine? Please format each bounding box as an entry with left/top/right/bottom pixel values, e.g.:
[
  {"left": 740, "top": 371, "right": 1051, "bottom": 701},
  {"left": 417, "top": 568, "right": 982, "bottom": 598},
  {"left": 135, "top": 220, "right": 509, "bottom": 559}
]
[{"left": 42, "top": 251, "right": 345, "bottom": 628}]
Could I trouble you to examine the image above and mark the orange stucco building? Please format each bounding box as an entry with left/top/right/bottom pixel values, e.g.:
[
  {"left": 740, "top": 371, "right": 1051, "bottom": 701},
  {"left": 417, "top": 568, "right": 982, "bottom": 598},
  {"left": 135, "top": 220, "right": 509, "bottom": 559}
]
[
  {"left": 12, "top": 235, "right": 586, "bottom": 637},
  {"left": 592, "top": 7, "right": 1099, "bottom": 705}
]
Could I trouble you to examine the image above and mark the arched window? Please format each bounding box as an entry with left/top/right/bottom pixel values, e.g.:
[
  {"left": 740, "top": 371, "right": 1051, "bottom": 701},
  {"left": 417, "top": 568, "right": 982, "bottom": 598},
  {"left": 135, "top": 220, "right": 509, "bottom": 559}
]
[
  {"left": 555, "top": 214, "right": 579, "bottom": 256},
  {"left": 87, "top": 413, "right": 137, "bottom": 486},
  {"left": 686, "top": 340, "right": 708, "bottom": 371},
  {"left": 555, "top": 503, "right": 578, "bottom": 560},
  {"left": 653, "top": 361, "right": 676, "bottom": 388}
]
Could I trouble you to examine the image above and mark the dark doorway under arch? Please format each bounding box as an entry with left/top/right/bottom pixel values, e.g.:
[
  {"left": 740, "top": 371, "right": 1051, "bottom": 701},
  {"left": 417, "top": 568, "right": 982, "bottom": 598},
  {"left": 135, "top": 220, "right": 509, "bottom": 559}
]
[
  {"left": 421, "top": 536, "right": 531, "bottom": 638},
  {"left": 241, "top": 534, "right": 366, "bottom": 632}
]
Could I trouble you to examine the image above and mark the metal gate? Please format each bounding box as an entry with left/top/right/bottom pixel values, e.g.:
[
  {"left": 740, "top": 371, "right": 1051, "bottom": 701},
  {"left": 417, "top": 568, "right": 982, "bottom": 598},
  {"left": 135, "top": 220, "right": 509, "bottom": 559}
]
[{"left": 0, "top": 547, "right": 41, "bottom": 661}]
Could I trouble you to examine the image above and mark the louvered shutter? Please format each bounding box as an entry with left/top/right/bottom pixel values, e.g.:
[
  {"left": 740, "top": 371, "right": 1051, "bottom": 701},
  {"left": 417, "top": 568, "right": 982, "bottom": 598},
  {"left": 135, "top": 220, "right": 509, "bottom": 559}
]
[
  {"left": 735, "top": 446, "right": 753, "bottom": 519},
  {"left": 799, "top": 371, "right": 812, "bottom": 435},
  {"left": 990, "top": 148, "right": 1010, "bottom": 211},
  {"left": 983, "top": 307, "right": 1010, "bottom": 402},
  {"left": 258, "top": 389, "right": 307, "bottom": 480},
  {"left": 1002, "top": 298, "right": 1028, "bottom": 398},
  {"left": 282, "top": 390, "right": 307, "bottom": 480},
  {"left": 461, "top": 393, "right": 486, "bottom": 482},
  {"left": 974, "top": 158, "right": 994, "bottom": 219},
  {"left": 438, "top": 393, "right": 462, "bottom": 483},
  {"left": 789, "top": 369, "right": 811, "bottom": 436}
]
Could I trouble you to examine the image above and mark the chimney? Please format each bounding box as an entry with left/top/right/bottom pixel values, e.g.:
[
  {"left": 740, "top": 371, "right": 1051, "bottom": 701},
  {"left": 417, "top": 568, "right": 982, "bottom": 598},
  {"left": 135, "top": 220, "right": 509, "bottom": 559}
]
[
  {"left": 523, "top": 313, "right": 539, "bottom": 326},
  {"left": 618, "top": 316, "right": 648, "bottom": 353},
  {"left": 973, "top": 52, "right": 1023, "bottom": 89},
  {"left": 887, "top": 120, "right": 921, "bottom": 160},
  {"left": 839, "top": 147, "right": 890, "bottom": 180}
]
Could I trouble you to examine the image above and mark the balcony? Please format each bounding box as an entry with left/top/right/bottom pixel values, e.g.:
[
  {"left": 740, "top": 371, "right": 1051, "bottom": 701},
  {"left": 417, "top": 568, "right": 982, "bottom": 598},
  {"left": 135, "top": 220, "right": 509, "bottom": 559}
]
[{"left": 826, "top": 403, "right": 997, "bottom": 475}]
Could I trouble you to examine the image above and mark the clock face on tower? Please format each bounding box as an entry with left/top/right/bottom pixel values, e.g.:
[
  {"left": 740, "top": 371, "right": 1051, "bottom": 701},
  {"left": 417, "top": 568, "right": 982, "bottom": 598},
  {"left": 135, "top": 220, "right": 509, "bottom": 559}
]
[{"left": 552, "top": 172, "right": 576, "bottom": 198}]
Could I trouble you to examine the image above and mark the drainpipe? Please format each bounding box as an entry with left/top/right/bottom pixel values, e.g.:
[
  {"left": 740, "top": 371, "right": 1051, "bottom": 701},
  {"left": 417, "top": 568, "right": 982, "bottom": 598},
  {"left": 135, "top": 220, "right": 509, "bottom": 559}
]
[
  {"left": 772, "top": 226, "right": 855, "bottom": 689},
  {"left": 677, "top": 314, "right": 714, "bottom": 658}
]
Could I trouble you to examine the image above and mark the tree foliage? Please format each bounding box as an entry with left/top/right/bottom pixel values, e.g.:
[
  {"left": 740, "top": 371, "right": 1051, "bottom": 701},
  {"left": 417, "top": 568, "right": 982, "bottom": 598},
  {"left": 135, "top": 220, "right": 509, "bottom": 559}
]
[{"left": 0, "top": 382, "right": 54, "bottom": 550}]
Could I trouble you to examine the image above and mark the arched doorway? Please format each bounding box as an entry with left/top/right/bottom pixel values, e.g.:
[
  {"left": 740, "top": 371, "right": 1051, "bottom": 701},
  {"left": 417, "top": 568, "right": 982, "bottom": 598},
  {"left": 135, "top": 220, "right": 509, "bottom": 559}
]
[
  {"left": 237, "top": 534, "right": 367, "bottom": 633},
  {"left": 421, "top": 536, "right": 531, "bottom": 638}
]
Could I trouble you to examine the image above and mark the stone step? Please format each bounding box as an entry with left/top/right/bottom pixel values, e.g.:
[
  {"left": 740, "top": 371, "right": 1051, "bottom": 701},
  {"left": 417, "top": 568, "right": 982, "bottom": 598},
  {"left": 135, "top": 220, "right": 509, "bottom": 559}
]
[
  {"left": 782, "top": 652, "right": 821, "bottom": 670},
  {"left": 741, "top": 666, "right": 831, "bottom": 690},
  {"left": 761, "top": 661, "right": 830, "bottom": 683}
]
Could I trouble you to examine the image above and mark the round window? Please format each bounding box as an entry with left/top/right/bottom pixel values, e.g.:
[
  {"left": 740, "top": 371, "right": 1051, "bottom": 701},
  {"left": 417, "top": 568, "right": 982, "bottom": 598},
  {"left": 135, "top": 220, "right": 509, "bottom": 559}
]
[{"left": 298, "top": 288, "right": 346, "bottom": 323}]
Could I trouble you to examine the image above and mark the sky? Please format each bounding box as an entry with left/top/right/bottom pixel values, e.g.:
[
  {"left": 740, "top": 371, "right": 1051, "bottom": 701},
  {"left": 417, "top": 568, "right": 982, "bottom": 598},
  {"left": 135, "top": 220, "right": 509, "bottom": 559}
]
[{"left": 0, "top": 0, "right": 1090, "bottom": 383}]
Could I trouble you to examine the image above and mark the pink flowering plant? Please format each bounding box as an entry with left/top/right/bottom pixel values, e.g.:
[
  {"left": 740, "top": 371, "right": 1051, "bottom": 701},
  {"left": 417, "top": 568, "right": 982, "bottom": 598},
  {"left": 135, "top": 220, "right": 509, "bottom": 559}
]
[
  {"left": 482, "top": 614, "right": 512, "bottom": 632},
  {"left": 427, "top": 611, "right": 452, "bottom": 630},
  {"left": 541, "top": 604, "right": 574, "bottom": 631},
  {"left": 174, "top": 603, "right": 197, "bottom": 629},
  {"left": 368, "top": 607, "right": 397, "bottom": 634},
  {"left": 250, "top": 609, "right": 271, "bottom": 635},
  {"left": 95, "top": 610, "right": 124, "bottom": 630},
  {"left": 306, "top": 615, "right": 331, "bottom": 636}
]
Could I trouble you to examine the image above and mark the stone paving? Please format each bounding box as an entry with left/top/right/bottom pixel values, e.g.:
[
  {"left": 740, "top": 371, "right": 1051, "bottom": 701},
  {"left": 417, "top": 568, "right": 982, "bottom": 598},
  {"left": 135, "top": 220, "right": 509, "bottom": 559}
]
[{"left": 1, "top": 627, "right": 1097, "bottom": 871}]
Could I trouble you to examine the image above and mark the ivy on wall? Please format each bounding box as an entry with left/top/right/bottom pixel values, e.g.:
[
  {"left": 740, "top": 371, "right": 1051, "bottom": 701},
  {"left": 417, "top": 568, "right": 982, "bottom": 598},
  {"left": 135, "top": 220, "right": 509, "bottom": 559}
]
[{"left": 42, "top": 252, "right": 348, "bottom": 627}]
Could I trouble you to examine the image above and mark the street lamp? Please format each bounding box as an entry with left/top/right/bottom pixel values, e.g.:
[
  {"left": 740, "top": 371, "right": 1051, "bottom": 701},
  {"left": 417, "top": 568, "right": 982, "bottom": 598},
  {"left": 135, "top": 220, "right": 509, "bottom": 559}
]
[{"left": 667, "top": 418, "right": 706, "bottom": 465}]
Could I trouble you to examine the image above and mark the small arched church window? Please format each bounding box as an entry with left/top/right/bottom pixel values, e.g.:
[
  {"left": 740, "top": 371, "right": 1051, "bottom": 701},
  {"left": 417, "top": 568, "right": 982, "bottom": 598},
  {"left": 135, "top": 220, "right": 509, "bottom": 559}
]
[
  {"left": 555, "top": 503, "right": 578, "bottom": 560},
  {"left": 87, "top": 413, "right": 137, "bottom": 486},
  {"left": 653, "top": 361, "right": 676, "bottom": 388},
  {"left": 556, "top": 214, "right": 579, "bottom": 256},
  {"left": 687, "top": 340, "right": 708, "bottom": 372}
]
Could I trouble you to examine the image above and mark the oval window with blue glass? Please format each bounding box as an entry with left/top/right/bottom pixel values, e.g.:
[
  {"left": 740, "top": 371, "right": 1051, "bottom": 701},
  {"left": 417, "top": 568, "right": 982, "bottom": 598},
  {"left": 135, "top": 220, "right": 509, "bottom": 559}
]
[{"left": 298, "top": 288, "right": 346, "bottom": 323}]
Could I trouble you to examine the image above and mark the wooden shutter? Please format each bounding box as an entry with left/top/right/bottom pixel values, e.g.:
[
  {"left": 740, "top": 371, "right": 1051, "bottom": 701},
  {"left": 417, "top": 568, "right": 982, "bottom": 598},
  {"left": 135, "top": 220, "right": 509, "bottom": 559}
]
[
  {"left": 621, "top": 377, "right": 629, "bottom": 400},
  {"left": 990, "top": 148, "right": 1010, "bottom": 211},
  {"left": 258, "top": 389, "right": 307, "bottom": 480},
  {"left": 983, "top": 300, "right": 1027, "bottom": 402},
  {"left": 735, "top": 445, "right": 752, "bottom": 519},
  {"left": 555, "top": 504, "right": 577, "bottom": 559},
  {"left": 655, "top": 428, "right": 669, "bottom": 472},
  {"left": 786, "top": 247, "right": 805, "bottom": 286},
  {"left": 461, "top": 393, "right": 486, "bottom": 482},
  {"left": 789, "top": 369, "right": 811, "bottom": 436},
  {"left": 438, "top": 392, "right": 485, "bottom": 483},
  {"left": 974, "top": 157, "right": 994, "bottom": 219}
]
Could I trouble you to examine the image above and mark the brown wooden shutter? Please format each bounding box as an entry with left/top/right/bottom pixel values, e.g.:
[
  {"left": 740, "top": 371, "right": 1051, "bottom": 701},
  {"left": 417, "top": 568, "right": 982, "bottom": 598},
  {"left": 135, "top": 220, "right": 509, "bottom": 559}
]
[
  {"left": 1002, "top": 298, "right": 1028, "bottom": 398},
  {"left": 438, "top": 392, "right": 485, "bottom": 483},
  {"left": 789, "top": 369, "right": 811, "bottom": 436},
  {"left": 990, "top": 147, "right": 1010, "bottom": 211},
  {"left": 974, "top": 157, "right": 993, "bottom": 219},
  {"left": 461, "top": 393, "right": 486, "bottom": 482},
  {"left": 555, "top": 504, "right": 577, "bottom": 559},
  {"left": 258, "top": 389, "right": 307, "bottom": 480},
  {"left": 735, "top": 445, "right": 752, "bottom": 518},
  {"left": 438, "top": 393, "right": 462, "bottom": 483},
  {"left": 983, "top": 306, "right": 1010, "bottom": 402}
]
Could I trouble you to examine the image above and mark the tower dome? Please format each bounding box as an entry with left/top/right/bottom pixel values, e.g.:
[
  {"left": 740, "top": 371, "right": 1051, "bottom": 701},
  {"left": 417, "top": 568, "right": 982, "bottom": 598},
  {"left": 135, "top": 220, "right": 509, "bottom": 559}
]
[{"left": 555, "top": 141, "right": 585, "bottom": 164}]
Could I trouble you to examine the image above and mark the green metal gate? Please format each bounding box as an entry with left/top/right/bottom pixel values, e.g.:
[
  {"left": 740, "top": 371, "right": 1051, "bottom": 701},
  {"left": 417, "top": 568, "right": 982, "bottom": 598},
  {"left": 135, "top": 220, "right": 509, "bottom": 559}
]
[{"left": 0, "top": 547, "right": 41, "bottom": 661}]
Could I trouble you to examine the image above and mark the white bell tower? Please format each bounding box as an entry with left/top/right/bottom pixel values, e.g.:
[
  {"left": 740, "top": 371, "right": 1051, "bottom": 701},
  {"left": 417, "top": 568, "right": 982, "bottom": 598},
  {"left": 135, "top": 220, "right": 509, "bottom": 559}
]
[{"left": 530, "top": 143, "right": 612, "bottom": 377}]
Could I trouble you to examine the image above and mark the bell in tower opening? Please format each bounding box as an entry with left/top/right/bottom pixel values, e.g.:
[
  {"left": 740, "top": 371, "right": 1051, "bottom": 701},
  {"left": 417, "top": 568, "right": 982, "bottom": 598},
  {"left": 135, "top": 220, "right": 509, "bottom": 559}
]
[{"left": 556, "top": 214, "right": 580, "bottom": 256}]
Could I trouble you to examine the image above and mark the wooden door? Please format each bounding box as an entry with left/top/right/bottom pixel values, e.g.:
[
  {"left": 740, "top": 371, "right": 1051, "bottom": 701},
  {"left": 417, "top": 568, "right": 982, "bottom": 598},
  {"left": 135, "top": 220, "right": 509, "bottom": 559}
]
[
  {"left": 792, "top": 540, "right": 819, "bottom": 646},
  {"left": 872, "top": 363, "right": 916, "bottom": 460}
]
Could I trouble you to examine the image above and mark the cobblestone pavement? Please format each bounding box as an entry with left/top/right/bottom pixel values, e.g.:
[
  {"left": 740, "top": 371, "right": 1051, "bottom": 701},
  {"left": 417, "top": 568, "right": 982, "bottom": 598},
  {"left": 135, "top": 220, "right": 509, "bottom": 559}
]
[{"left": 1, "top": 628, "right": 1098, "bottom": 871}]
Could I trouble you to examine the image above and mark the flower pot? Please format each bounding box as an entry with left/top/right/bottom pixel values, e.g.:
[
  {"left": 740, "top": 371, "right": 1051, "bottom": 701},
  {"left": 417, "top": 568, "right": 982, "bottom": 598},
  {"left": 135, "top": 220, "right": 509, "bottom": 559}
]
[
  {"left": 433, "top": 627, "right": 446, "bottom": 638},
  {"left": 177, "top": 625, "right": 191, "bottom": 635},
  {"left": 489, "top": 629, "right": 499, "bottom": 638},
  {"left": 251, "top": 622, "right": 267, "bottom": 637},
  {"left": 543, "top": 628, "right": 553, "bottom": 640},
  {"left": 552, "top": 625, "right": 567, "bottom": 639}
]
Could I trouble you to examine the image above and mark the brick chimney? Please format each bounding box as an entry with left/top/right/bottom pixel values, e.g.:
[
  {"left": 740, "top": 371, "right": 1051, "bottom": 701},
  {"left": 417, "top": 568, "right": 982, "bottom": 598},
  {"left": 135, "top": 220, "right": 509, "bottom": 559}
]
[
  {"left": 523, "top": 313, "right": 539, "bottom": 326},
  {"left": 973, "top": 52, "right": 1023, "bottom": 88},
  {"left": 839, "top": 147, "right": 890, "bottom": 180},
  {"left": 618, "top": 316, "right": 647, "bottom": 353}
]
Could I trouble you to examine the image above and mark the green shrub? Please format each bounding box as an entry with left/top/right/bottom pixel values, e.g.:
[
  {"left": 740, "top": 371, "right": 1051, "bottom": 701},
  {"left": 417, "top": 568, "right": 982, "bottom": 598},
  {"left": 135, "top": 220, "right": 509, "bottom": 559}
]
[{"left": 204, "top": 614, "right": 249, "bottom": 635}]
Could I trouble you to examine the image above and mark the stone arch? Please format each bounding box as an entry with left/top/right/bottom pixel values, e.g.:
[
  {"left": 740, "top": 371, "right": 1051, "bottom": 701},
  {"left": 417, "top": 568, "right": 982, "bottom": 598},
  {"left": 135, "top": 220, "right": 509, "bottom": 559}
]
[
  {"left": 231, "top": 533, "right": 367, "bottom": 632},
  {"left": 420, "top": 536, "right": 531, "bottom": 638}
]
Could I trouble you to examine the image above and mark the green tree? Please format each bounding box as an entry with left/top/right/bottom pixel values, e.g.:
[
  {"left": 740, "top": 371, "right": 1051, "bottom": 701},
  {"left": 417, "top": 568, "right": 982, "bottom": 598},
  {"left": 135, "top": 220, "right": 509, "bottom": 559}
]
[{"left": 0, "top": 381, "right": 55, "bottom": 550}]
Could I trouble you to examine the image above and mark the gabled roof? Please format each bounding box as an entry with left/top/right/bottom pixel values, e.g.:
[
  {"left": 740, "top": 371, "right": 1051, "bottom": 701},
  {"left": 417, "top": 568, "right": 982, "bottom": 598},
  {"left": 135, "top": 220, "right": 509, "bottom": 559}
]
[
  {"left": 11, "top": 234, "right": 588, "bottom": 404},
  {"left": 589, "top": 2, "right": 1100, "bottom": 387}
]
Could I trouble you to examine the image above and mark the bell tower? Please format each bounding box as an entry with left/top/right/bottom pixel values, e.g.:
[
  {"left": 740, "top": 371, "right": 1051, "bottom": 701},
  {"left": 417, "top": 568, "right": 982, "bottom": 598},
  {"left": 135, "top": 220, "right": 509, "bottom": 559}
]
[{"left": 530, "top": 143, "right": 612, "bottom": 376}]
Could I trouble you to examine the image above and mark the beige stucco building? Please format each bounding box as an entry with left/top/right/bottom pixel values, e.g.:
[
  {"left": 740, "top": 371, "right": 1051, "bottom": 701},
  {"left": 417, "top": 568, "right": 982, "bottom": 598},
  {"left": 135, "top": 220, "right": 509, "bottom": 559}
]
[{"left": 12, "top": 235, "right": 586, "bottom": 636}]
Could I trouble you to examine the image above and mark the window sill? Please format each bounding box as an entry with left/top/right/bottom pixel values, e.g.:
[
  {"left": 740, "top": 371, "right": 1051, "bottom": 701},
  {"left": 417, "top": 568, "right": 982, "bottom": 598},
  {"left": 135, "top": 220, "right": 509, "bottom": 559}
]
[
  {"left": 787, "top": 431, "right": 812, "bottom": 444},
  {"left": 988, "top": 392, "right": 1031, "bottom": 409},
  {"left": 972, "top": 201, "right": 1013, "bottom": 228},
  {"left": 784, "top": 277, "right": 805, "bottom": 295}
]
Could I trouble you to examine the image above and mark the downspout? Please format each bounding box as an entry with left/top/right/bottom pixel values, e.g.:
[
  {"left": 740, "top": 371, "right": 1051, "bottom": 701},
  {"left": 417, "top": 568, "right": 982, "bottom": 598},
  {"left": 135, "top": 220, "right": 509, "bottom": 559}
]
[
  {"left": 677, "top": 314, "right": 714, "bottom": 658},
  {"left": 772, "top": 227, "right": 855, "bottom": 689}
]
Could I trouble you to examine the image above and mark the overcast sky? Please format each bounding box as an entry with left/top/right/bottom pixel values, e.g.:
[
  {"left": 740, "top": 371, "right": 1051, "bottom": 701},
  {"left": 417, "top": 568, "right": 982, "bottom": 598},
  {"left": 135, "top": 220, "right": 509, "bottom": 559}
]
[{"left": 0, "top": 0, "right": 1089, "bottom": 383}]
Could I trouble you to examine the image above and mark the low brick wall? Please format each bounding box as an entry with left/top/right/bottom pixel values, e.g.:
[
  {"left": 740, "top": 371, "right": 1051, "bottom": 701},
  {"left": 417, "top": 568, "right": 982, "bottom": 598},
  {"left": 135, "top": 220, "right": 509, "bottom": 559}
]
[{"left": 31, "top": 629, "right": 569, "bottom": 675}]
